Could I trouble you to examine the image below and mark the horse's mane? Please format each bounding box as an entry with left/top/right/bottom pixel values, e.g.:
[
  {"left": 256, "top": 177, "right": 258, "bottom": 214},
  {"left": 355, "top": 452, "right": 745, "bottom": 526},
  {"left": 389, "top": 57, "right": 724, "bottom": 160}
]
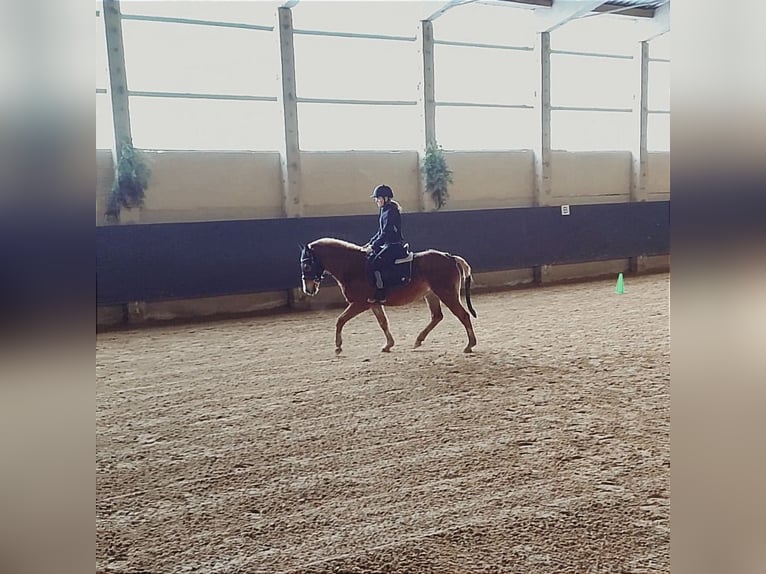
[{"left": 309, "top": 238, "right": 365, "bottom": 252}]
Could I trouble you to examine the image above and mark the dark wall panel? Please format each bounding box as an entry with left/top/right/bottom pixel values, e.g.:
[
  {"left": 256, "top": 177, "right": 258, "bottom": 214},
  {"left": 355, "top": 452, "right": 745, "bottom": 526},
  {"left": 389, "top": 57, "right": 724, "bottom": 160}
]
[{"left": 97, "top": 201, "right": 669, "bottom": 305}]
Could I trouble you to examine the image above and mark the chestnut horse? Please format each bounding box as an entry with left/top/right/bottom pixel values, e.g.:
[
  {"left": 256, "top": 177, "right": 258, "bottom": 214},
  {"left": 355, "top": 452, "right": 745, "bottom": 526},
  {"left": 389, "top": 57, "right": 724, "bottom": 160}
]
[{"left": 299, "top": 238, "right": 477, "bottom": 354}]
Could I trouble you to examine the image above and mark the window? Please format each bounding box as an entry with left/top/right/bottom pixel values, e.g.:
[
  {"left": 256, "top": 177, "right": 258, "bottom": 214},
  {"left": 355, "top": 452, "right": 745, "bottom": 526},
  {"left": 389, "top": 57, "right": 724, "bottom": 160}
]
[
  {"left": 551, "top": 14, "right": 639, "bottom": 56},
  {"left": 291, "top": 1, "right": 430, "bottom": 37},
  {"left": 294, "top": 36, "right": 417, "bottom": 101},
  {"left": 120, "top": 0, "right": 281, "bottom": 26},
  {"left": 552, "top": 110, "right": 633, "bottom": 151},
  {"left": 649, "top": 60, "right": 670, "bottom": 112},
  {"left": 129, "top": 97, "right": 282, "bottom": 151},
  {"left": 648, "top": 32, "right": 670, "bottom": 151},
  {"left": 291, "top": 2, "right": 424, "bottom": 151},
  {"left": 551, "top": 54, "right": 633, "bottom": 109},
  {"left": 121, "top": 21, "right": 277, "bottom": 96},
  {"left": 97, "top": 3, "right": 670, "bottom": 154},
  {"left": 434, "top": 3, "right": 535, "bottom": 47},
  {"left": 432, "top": 4, "right": 536, "bottom": 150},
  {"left": 648, "top": 113, "right": 669, "bottom": 152},
  {"left": 298, "top": 103, "right": 420, "bottom": 151},
  {"left": 117, "top": 3, "right": 278, "bottom": 150},
  {"left": 437, "top": 107, "right": 536, "bottom": 151},
  {"left": 96, "top": 10, "right": 113, "bottom": 149},
  {"left": 550, "top": 15, "right": 638, "bottom": 151},
  {"left": 435, "top": 45, "right": 534, "bottom": 106}
]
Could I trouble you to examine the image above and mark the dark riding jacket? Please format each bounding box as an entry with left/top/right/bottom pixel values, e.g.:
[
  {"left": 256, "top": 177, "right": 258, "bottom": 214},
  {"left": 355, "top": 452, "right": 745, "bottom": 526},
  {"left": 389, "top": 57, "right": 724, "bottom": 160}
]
[{"left": 369, "top": 202, "right": 403, "bottom": 253}]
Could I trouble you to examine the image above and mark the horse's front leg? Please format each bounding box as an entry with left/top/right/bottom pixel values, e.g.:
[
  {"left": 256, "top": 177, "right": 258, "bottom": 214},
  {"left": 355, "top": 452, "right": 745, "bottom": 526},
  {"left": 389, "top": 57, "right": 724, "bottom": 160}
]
[
  {"left": 335, "top": 302, "right": 369, "bottom": 354},
  {"left": 370, "top": 304, "right": 395, "bottom": 352}
]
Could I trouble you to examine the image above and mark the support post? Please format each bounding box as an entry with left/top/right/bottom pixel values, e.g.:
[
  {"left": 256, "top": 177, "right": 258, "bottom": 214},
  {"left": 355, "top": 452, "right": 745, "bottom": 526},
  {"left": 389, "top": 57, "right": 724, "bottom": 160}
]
[
  {"left": 630, "top": 40, "right": 650, "bottom": 273},
  {"left": 103, "top": 0, "right": 139, "bottom": 224},
  {"left": 103, "top": 0, "right": 132, "bottom": 159},
  {"left": 533, "top": 31, "right": 552, "bottom": 284},
  {"left": 533, "top": 31, "right": 552, "bottom": 209},
  {"left": 417, "top": 20, "right": 437, "bottom": 212},
  {"left": 276, "top": 6, "right": 303, "bottom": 218},
  {"left": 631, "top": 41, "right": 649, "bottom": 204}
]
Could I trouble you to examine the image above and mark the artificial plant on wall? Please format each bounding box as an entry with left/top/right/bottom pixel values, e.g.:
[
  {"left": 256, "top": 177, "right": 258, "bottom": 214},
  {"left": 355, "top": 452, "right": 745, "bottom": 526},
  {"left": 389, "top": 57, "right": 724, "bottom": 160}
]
[
  {"left": 421, "top": 141, "right": 453, "bottom": 210},
  {"left": 105, "top": 140, "right": 151, "bottom": 223}
]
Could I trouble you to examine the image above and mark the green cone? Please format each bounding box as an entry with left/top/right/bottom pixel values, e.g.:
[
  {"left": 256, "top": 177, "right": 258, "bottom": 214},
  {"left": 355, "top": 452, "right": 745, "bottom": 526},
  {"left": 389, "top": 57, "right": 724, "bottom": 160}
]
[{"left": 615, "top": 272, "right": 625, "bottom": 294}]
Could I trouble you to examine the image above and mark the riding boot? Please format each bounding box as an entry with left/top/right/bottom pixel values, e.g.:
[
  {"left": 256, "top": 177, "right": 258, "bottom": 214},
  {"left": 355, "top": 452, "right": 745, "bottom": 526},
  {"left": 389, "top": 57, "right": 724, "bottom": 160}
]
[
  {"left": 367, "top": 272, "right": 387, "bottom": 304},
  {"left": 368, "top": 289, "right": 386, "bottom": 304}
]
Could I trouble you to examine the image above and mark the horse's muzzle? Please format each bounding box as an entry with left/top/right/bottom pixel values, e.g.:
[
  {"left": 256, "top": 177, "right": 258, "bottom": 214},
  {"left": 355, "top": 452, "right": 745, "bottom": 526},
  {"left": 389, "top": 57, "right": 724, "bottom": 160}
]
[{"left": 302, "top": 279, "right": 320, "bottom": 296}]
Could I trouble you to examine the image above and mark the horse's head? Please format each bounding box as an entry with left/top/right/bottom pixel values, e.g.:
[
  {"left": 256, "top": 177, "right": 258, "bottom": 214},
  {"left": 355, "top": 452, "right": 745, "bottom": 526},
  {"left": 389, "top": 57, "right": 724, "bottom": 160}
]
[{"left": 299, "top": 244, "right": 326, "bottom": 296}]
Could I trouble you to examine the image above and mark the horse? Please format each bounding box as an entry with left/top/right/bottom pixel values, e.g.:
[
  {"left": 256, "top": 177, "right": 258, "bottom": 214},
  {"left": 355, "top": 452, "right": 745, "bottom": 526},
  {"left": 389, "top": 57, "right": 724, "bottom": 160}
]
[{"left": 299, "top": 238, "right": 477, "bottom": 354}]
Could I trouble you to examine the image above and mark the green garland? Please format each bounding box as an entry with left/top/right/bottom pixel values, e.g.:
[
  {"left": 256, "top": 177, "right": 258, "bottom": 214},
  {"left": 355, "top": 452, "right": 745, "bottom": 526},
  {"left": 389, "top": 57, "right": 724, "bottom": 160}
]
[
  {"left": 105, "top": 141, "right": 151, "bottom": 223},
  {"left": 421, "top": 142, "right": 453, "bottom": 210}
]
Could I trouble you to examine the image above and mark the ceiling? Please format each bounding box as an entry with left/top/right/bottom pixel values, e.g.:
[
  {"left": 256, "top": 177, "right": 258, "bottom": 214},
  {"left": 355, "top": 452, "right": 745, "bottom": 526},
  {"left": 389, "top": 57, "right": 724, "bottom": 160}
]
[{"left": 493, "top": 0, "right": 669, "bottom": 18}]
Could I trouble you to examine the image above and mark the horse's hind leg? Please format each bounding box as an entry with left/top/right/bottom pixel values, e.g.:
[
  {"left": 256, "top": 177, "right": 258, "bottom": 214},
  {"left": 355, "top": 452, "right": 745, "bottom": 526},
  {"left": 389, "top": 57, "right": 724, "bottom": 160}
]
[
  {"left": 414, "top": 292, "right": 443, "bottom": 348},
  {"left": 335, "top": 302, "right": 368, "bottom": 354},
  {"left": 433, "top": 288, "right": 477, "bottom": 353},
  {"left": 370, "top": 304, "right": 395, "bottom": 353}
]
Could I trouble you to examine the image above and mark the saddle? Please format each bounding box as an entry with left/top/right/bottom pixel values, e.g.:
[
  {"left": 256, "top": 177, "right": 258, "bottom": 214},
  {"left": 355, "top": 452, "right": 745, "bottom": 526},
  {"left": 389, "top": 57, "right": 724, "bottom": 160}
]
[{"left": 375, "top": 243, "right": 414, "bottom": 289}]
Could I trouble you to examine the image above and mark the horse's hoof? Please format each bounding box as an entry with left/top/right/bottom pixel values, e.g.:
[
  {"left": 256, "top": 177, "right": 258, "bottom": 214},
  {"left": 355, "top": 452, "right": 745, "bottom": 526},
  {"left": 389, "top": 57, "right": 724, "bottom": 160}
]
[
  {"left": 381, "top": 347, "right": 392, "bottom": 353},
  {"left": 463, "top": 346, "right": 473, "bottom": 354},
  {"left": 414, "top": 340, "right": 422, "bottom": 348},
  {"left": 335, "top": 347, "right": 342, "bottom": 355}
]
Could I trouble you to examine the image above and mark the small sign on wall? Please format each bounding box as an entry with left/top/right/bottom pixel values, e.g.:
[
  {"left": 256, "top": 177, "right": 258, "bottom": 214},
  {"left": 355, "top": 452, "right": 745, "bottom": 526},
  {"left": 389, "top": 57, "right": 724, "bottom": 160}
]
[{"left": 561, "top": 204, "right": 570, "bottom": 216}]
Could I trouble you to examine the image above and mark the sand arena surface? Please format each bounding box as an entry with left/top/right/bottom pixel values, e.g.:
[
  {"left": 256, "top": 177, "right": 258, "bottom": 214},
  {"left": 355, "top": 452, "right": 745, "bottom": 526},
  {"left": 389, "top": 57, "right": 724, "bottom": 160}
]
[{"left": 97, "top": 274, "right": 669, "bottom": 573}]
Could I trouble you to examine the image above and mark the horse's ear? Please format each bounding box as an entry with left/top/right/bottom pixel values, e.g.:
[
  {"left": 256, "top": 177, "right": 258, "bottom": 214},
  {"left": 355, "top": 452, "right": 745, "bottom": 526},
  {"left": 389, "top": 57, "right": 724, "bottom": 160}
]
[{"left": 298, "top": 243, "right": 305, "bottom": 252}]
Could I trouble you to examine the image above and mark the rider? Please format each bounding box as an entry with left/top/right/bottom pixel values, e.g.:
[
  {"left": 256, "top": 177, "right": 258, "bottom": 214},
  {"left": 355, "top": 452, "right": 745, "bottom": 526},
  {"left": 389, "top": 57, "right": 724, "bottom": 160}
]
[{"left": 363, "top": 184, "right": 405, "bottom": 304}]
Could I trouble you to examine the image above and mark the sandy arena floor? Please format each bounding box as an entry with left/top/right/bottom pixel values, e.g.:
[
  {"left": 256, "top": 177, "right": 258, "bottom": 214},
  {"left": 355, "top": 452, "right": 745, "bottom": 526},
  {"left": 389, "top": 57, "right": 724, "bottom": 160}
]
[{"left": 97, "top": 274, "right": 669, "bottom": 574}]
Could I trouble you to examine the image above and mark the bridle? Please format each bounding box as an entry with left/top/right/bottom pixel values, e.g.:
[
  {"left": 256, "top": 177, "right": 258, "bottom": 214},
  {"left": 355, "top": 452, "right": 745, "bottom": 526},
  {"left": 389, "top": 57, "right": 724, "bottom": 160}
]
[{"left": 301, "top": 247, "right": 326, "bottom": 283}]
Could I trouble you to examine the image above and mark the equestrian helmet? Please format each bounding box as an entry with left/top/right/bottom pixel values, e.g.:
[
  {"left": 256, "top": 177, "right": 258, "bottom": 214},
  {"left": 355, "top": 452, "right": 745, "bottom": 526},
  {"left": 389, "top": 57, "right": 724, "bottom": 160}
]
[{"left": 371, "top": 184, "right": 394, "bottom": 199}]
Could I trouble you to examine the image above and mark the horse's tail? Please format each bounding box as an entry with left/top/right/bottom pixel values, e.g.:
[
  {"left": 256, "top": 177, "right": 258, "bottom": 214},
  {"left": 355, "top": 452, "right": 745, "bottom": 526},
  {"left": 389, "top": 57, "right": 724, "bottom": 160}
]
[{"left": 451, "top": 255, "right": 477, "bottom": 318}]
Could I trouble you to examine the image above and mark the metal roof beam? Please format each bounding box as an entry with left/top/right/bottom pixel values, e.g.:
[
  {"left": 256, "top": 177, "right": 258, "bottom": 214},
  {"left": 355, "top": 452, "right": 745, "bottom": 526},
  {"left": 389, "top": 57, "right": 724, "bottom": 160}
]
[
  {"left": 495, "top": 0, "right": 553, "bottom": 8},
  {"left": 534, "top": 1, "right": 608, "bottom": 32},
  {"left": 426, "top": 0, "right": 478, "bottom": 22},
  {"left": 592, "top": 4, "right": 656, "bottom": 18},
  {"left": 638, "top": 1, "right": 669, "bottom": 40},
  {"left": 476, "top": 0, "right": 552, "bottom": 7}
]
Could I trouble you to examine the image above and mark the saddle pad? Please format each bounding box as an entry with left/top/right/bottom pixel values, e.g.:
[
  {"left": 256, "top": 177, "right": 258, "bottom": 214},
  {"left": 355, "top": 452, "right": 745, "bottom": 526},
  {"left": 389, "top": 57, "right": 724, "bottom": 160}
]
[{"left": 394, "top": 253, "right": 414, "bottom": 265}]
